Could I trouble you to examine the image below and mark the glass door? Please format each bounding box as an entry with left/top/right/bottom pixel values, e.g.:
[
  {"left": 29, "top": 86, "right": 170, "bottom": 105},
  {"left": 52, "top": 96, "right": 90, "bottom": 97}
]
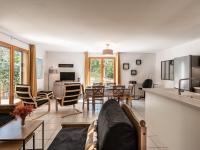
[
  {"left": 0, "top": 46, "right": 10, "bottom": 104},
  {"left": 89, "top": 58, "right": 102, "bottom": 85},
  {"left": 103, "top": 58, "right": 115, "bottom": 84},
  {"left": 13, "top": 49, "right": 29, "bottom": 102},
  {"left": 89, "top": 57, "right": 115, "bottom": 85}
]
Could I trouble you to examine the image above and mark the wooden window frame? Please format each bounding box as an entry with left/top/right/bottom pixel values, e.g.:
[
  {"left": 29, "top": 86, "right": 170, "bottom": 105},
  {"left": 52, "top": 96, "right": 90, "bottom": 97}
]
[
  {"left": 0, "top": 41, "right": 29, "bottom": 104},
  {"left": 89, "top": 57, "right": 116, "bottom": 85}
]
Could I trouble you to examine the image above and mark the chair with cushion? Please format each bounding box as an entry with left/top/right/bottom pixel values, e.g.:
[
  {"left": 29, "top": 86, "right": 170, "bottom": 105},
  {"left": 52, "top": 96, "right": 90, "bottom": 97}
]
[
  {"left": 56, "top": 84, "right": 81, "bottom": 111},
  {"left": 138, "top": 79, "right": 153, "bottom": 99},
  {"left": 15, "top": 85, "right": 50, "bottom": 111},
  {"left": 37, "top": 90, "right": 54, "bottom": 99},
  {"left": 48, "top": 99, "right": 146, "bottom": 150}
]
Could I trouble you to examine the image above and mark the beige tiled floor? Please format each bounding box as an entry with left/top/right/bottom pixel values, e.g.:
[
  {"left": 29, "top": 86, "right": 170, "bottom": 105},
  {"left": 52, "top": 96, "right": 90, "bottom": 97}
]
[{"left": 24, "top": 99, "right": 168, "bottom": 150}]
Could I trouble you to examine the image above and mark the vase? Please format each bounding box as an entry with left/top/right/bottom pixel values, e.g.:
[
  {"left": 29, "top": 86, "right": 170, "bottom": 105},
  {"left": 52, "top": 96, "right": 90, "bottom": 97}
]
[{"left": 21, "top": 116, "right": 26, "bottom": 126}]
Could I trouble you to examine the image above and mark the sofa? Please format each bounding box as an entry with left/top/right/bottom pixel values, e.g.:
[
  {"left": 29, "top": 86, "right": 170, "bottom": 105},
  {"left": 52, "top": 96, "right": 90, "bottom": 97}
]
[
  {"left": 0, "top": 105, "right": 15, "bottom": 127},
  {"left": 48, "top": 99, "right": 146, "bottom": 150}
]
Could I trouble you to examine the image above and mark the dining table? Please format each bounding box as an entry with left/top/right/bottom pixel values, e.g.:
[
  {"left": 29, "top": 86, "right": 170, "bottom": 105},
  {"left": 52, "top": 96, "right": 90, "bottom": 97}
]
[{"left": 85, "top": 86, "right": 134, "bottom": 105}]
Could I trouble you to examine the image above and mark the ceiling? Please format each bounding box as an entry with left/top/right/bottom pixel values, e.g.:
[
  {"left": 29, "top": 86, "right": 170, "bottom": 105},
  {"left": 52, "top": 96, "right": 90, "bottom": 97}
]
[{"left": 1, "top": 0, "right": 200, "bottom": 52}]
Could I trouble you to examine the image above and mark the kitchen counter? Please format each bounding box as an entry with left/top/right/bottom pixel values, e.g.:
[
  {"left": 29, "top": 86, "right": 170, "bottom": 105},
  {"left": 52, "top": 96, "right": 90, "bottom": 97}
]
[
  {"left": 145, "top": 88, "right": 200, "bottom": 150},
  {"left": 144, "top": 88, "right": 200, "bottom": 109}
]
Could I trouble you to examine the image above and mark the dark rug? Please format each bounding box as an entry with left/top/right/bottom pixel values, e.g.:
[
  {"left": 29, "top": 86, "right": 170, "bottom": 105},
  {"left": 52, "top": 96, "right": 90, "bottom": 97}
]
[{"left": 0, "top": 114, "right": 14, "bottom": 127}]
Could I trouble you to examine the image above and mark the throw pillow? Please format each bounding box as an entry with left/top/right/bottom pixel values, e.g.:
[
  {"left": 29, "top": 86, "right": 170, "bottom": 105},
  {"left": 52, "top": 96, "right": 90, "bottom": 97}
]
[{"left": 85, "top": 120, "right": 97, "bottom": 150}]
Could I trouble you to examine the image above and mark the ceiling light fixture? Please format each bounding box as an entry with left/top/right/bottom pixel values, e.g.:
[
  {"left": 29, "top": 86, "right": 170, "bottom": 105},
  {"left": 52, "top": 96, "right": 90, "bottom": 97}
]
[{"left": 103, "top": 44, "right": 113, "bottom": 55}]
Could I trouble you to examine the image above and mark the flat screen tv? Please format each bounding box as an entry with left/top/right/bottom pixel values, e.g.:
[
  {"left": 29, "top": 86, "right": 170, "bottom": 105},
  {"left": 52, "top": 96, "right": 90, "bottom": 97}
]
[{"left": 60, "top": 72, "right": 75, "bottom": 81}]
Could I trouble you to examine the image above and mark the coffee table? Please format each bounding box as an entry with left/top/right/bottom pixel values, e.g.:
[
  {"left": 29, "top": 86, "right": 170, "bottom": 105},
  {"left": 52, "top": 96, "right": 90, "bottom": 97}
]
[{"left": 0, "top": 119, "right": 44, "bottom": 150}]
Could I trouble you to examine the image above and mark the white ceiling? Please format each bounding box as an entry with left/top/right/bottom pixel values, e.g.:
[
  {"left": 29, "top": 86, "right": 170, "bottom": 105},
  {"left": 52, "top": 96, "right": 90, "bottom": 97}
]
[{"left": 1, "top": 0, "right": 200, "bottom": 52}]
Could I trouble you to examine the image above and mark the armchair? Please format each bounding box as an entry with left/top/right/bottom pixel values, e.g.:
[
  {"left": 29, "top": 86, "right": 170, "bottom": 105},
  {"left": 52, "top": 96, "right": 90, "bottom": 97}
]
[
  {"left": 56, "top": 84, "right": 81, "bottom": 111},
  {"left": 15, "top": 85, "right": 50, "bottom": 111}
]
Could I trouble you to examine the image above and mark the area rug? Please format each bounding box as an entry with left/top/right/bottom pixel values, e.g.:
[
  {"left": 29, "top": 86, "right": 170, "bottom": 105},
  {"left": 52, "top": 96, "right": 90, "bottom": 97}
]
[
  {"left": 27, "top": 108, "right": 82, "bottom": 120},
  {"left": 54, "top": 108, "right": 82, "bottom": 118},
  {"left": 0, "top": 114, "right": 14, "bottom": 127}
]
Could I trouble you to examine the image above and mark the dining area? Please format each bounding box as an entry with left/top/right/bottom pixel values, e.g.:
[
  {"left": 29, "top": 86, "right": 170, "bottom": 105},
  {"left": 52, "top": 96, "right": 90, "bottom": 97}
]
[{"left": 81, "top": 83, "right": 135, "bottom": 111}]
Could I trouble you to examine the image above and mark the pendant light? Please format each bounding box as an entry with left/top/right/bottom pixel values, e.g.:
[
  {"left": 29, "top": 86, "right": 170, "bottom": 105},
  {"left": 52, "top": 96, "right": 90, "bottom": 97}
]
[{"left": 103, "top": 44, "right": 113, "bottom": 55}]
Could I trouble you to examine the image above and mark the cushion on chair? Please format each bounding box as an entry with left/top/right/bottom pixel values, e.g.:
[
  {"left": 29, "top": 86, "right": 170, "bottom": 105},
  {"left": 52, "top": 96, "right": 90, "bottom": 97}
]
[
  {"left": 38, "top": 91, "right": 54, "bottom": 98},
  {"left": 48, "top": 127, "right": 88, "bottom": 150},
  {"left": 36, "top": 99, "right": 49, "bottom": 107},
  {"left": 97, "top": 99, "right": 138, "bottom": 150}
]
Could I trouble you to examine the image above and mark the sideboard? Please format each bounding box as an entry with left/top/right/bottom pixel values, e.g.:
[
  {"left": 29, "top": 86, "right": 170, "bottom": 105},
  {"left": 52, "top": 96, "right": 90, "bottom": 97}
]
[{"left": 53, "top": 81, "right": 80, "bottom": 98}]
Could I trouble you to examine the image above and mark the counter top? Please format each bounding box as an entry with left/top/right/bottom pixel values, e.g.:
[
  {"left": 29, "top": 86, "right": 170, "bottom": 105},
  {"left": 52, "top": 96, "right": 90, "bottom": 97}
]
[{"left": 144, "top": 88, "right": 200, "bottom": 109}]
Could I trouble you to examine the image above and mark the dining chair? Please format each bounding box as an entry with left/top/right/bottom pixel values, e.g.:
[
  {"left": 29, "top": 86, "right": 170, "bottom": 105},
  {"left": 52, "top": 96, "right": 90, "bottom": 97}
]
[
  {"left": 82, "top": 84, "right": 90, "bottom": 110},
  {"left": 127, "top": 84, "right": 135, "bottom": 106},
  {"left": 91, "top": 85, "right": 105, "bottom": 110},
  {"left": 112, "top": 85, "right": 125, "bottom": 103}
]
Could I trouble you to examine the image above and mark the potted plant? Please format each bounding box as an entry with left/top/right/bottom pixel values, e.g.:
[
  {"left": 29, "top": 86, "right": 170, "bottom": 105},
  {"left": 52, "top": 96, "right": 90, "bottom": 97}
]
[{"left": 11, "top": 104, "right": 33, "bottom": 126}]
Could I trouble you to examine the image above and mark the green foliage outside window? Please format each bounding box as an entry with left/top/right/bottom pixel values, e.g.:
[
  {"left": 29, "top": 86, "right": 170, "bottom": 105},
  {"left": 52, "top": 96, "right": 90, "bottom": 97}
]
[{"left": 0, "top": 47, "right": 22, "bottom": 99}]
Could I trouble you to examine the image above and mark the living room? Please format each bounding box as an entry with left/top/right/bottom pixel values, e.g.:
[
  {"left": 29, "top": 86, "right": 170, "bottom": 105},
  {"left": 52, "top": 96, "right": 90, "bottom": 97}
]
[{"left": 1, "top": 0, "right": 200, "bottom": 150}]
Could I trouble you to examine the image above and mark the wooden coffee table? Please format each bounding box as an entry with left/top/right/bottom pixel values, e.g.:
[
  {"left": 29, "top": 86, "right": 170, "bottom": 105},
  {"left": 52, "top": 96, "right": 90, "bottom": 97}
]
[{"left": 0, "top": 119, "right": 44, "bottom": 150}]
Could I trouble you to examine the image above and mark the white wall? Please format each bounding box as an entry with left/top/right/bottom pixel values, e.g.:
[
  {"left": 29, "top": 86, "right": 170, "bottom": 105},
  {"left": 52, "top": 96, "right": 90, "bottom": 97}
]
[
  {"left": 120, "top": 53, "right": 156, "bottom": 86},
  {"left": 45, "top": 52, "right": 85, "bottom": 90},
  {"left": 155, "top": 39, "right": 200, "bottom": 88},
  {"left": 45, "top": 52, "right": 156, "bottom": 89}
]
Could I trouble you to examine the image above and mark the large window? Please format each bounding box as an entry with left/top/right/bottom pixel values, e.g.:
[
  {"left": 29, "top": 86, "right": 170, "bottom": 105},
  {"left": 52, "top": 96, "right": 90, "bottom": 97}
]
[
  {"left": 89, "top": 57, "right": 115, "bottom": 85},
  {"left": 0, "top": 46, "right": 10, "bottom": 103},
  {"left": 0, "top": 42, "right": 29, "bottom": 104}
]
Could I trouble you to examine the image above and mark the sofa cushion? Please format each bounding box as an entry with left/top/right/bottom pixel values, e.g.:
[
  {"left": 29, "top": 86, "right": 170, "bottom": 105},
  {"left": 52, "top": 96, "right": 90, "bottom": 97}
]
[
  {"left": 48, "top": 127, "right": 88, "bottom": 150},
  {"left": 85, "top": 120, "right": 97, "bottom": 150},
  {"left": 97, "top": 99, "right": 138, "bottom": 150}
]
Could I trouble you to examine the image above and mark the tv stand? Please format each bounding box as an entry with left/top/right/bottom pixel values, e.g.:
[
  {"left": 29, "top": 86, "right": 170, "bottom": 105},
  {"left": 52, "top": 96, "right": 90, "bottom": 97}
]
[{"left": 53, "top": 81, "right": 80, "bottom": 98}]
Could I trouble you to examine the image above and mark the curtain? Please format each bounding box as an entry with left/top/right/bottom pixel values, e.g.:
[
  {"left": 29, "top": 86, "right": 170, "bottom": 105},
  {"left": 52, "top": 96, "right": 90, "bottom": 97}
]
[
  {"left": 30, "top": 44, "right": 37, "bottom": 97},
  {"left": 84, "top": 51, "right": 89, "bottom": 87},
  {"left": 115, "top": 52, "right": 121, "bottom": 85}
]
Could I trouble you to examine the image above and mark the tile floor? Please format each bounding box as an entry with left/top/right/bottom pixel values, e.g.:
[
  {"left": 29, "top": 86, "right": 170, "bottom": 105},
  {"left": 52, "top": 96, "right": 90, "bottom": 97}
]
[{"left": 24, "top": 99, "right": 168, "bottom": 150}]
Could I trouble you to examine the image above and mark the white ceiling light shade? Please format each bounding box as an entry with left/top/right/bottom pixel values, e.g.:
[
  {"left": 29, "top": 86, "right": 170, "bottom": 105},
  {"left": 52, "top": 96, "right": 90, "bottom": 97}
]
[{"left": 103, "top": 44, "right": 113, "bottom": 55}]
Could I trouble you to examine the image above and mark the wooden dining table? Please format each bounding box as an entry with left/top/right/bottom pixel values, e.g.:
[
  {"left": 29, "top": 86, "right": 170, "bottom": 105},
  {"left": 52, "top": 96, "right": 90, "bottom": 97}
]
[{"left": 85, "top": 86, "right": 133, "bottom": 105}]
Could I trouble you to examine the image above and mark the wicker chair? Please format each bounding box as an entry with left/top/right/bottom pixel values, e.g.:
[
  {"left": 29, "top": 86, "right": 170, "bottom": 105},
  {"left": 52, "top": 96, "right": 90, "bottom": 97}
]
[
  {"left": 15, "top": 85, "right": 51, "bottom": 111},
  {"left": 56, "top": 84, "right": 81, "bottom": 111}
]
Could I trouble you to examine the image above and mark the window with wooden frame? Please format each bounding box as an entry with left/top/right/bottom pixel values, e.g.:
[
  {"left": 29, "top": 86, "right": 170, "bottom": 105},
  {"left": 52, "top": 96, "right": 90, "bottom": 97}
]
[
  {"left": 0, "top": 41, "right": 29, "bottom": 104},
  {"left": 89, "top": 57, "right": 116, "bottom": 85}
]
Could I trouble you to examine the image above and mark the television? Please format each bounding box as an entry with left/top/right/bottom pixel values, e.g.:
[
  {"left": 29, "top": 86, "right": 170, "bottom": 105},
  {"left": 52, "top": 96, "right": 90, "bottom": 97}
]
[{"left": 60, "top": 72, "right": 75, "bottom": 81}]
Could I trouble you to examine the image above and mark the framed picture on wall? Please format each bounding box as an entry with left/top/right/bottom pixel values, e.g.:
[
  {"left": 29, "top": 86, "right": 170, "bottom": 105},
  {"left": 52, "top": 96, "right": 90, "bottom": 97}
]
[
  {"left": 136, "top": 59, "right": 142, "bottom": 65},
  {"left": 123, "top": 63, "right": 129, "bottom": 70},
  {"left": 131, "top": 70, "right": 137, "bottom": 75}
]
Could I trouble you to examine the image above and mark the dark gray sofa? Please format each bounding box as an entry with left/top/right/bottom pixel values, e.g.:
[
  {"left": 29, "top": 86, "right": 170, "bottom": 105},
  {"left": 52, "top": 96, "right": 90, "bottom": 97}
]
[{"left": 48, "top": 99, "right": 146, "bottom": 150}]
